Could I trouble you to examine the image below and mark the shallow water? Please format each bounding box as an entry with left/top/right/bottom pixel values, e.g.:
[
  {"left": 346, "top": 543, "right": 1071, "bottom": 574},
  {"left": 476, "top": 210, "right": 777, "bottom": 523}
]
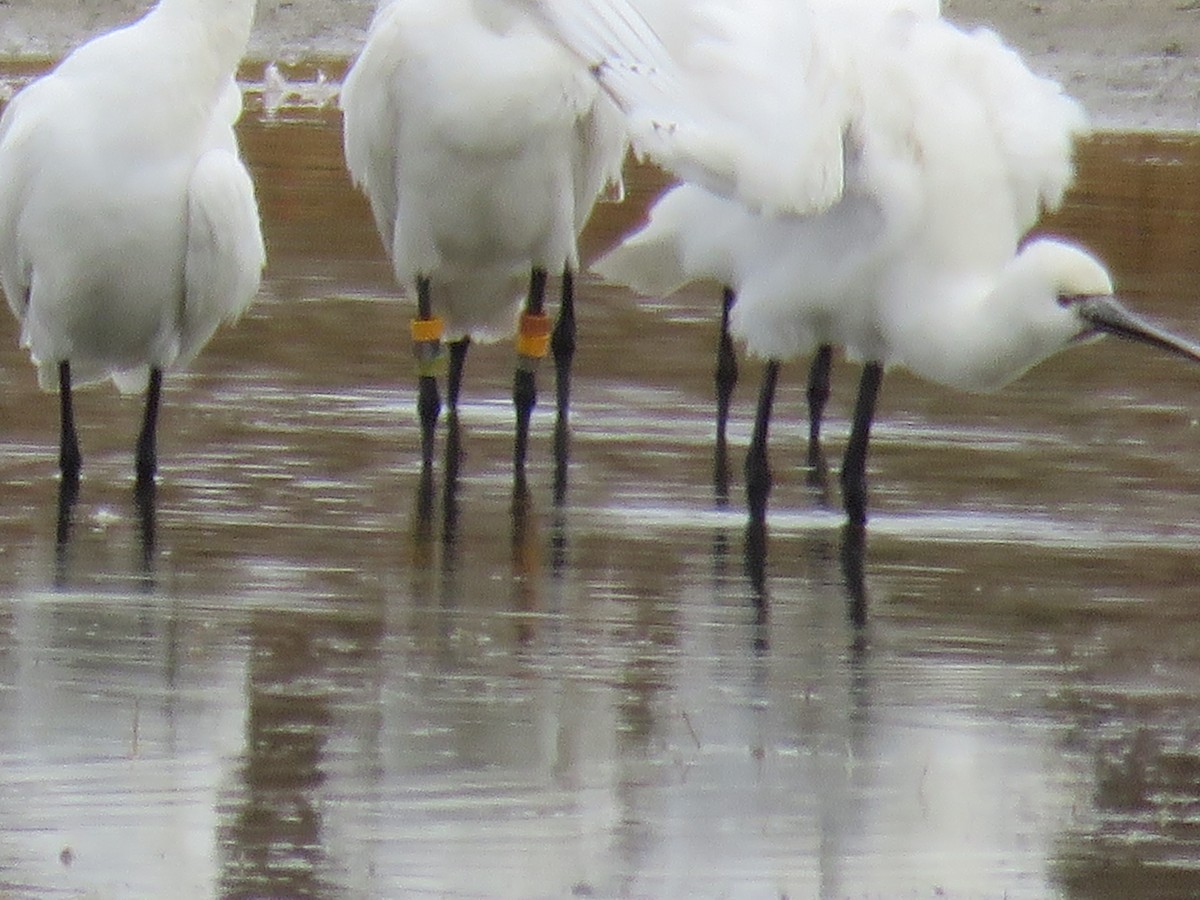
[{"left": 3, "top": 77, "right": 1200, "bottom": 899}]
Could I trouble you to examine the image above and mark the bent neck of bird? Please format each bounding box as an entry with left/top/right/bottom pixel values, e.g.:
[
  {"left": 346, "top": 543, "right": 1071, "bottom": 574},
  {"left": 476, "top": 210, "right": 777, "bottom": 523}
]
[{"left": 887, "top": 271, "right": 1075, "bottom": 393}]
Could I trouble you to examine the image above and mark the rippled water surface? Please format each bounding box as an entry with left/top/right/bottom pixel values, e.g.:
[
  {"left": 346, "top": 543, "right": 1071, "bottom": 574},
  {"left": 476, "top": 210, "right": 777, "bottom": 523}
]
[{"left": 3, "top": 70, "right": 1200, "bottom": 899}]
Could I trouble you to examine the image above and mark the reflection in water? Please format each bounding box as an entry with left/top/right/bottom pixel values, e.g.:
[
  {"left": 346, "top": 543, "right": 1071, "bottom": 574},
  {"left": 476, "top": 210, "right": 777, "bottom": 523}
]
[
  {"left": 840, "top": 521, "right": 868, "bottom": 629},
  {"left": 133, "top": 480, "right": 157, "bottom": 584},
  {"left": 5, "top": 76, "right": 1200, "bottom": 896},
  {"left": 219, "top": 632, "right": 327, "bottom": 897},
  {"left": 54, "top": 476, "right": 78, "bottom": 586},
  {"left": 54, "top": 476, "right": 158, "bottom": 590},
  {"left": 218, "top": 612, "right": 342, "bottom": 898}
]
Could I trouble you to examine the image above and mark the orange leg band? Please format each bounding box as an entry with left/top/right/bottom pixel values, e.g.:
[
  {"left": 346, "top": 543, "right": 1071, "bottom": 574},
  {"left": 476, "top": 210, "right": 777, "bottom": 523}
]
[{"left": 516, "top": 311, "right": 552, "bottom": 359}]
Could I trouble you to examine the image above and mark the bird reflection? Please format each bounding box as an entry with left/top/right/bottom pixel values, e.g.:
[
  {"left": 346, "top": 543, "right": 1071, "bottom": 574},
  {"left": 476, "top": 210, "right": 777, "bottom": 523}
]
[
  {"left": 840, "top": 522, "right": 868, "bottom": 630},
  {"left": 53, "top": 477, "right": 158, "bottom": 589},
  {"left": 217, "top": 615, "right": 333, "bottom": 898},
  {"left": 552, "top": 400, "right": 571, "bottom": 507},
  {"left": 54, "top": 477, "right": 79, "bottom": 587},
  {"left": 413, "top": 458, "right": 439, "bottom": 548},
  {"left": 742, "top": 515, "right": 770, "bottom": 609},
  {"left": 510, "top": 476, "right": 543, "bottom": 644},
  {"left": 739, "top": 504, "right": 869, "bottom": 630},
  {"left": 134, "top": 480, "right": 158, "bottom": 587}
]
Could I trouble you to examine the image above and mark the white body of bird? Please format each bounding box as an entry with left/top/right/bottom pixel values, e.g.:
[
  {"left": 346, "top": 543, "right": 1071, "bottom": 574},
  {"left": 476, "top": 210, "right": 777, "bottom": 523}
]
[
  {"left": 509, "top": 0, "right": 1200, "bottom": 529},
  {"left": 0, "top": 0, "right": 265, "bottom": 394},
  {"left": 587, "top": 0, "right": 1094, "bottom": 393},
  {"left": 340, "top": 0, "right": 627, "bottom": 342}
]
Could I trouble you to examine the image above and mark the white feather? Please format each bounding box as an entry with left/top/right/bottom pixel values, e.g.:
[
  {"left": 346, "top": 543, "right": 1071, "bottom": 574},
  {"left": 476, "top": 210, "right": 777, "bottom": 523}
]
[
  {"left": 340, "top": 0, "right": 627, "bottom": 341},
  {"left": 0, "top": 0, "right": 263, "bottom": 393},
  {"left": 587, "top": 1, "right": 1094, "bottom": 391}
]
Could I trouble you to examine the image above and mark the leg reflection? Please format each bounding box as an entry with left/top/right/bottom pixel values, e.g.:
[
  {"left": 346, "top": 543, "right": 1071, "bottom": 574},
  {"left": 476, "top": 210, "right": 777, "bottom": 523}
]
[
  {"left": 134, "top": 478, "right": 157, "bottom": 587},
  {"left": 510, "top": 475, "right": 541, "bottom": 644},
  {"left": 218, "top": 616, "right": 332, "bottom": 898},
  {"left": 54, "top": 476, "right": 80, "bottom": 587},
  {"left": 740, "top": 517, "right": 871, "bottom": 630},
  {"left": 742, "top": 514, "right": 769, "bottom": 614},
  {"left": 840, "top": 521, "right": 868, "bottom": 630},
  {"left": 412, "top": 465, "right": 439, "bottom": 580},
  {"left": 549, "top": 506, "right": 568, "bottom": 577}
]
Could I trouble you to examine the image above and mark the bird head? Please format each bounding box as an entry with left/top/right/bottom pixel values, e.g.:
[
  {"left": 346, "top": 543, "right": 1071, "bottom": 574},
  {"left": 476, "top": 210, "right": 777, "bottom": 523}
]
[
  {"left": 926, "top": 238, "right": 1200, "bottom": 393},
  {"left": 1028, "top": 238, "right": 1200, "bottom": 365}
]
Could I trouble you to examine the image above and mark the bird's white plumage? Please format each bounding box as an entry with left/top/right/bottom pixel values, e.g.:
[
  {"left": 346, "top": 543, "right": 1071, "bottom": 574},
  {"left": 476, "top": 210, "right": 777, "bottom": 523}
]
[
  {"left": 512, "top": 0, "right": 934, "bottom": 216},
  {"left": 340, "top": 0, "right": 627, "bottom": 341},
  {"left": 571, "top": 0, "right": 1097, "bottom": 392},
  {"left": 0, "top": 0, "right": 264, "bottom": 393}
]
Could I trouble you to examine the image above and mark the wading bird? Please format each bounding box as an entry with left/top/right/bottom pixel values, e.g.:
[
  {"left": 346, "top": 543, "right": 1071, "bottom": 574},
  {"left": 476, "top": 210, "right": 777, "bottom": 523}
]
[
  {"left": 513, "top": 0, "right": 1200, "bottom": 525},
  {"left": 0, "top": 0, "right": 265, "bottom": 488},
  {"left": 340, "top": 0, "right": 627, "bottom": 496},
  {"left": 592, "top": 184, "right": 835, "bottom": 497}
]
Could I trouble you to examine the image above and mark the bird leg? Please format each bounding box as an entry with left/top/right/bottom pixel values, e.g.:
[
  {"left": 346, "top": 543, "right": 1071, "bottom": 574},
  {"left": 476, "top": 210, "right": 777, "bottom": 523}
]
[
  {"left": 744, "top": 359, "right": 780, "bottom": 525},
  {"left": 551, "top": 267, "right": 576, "bottom": 504},
  {"left": 514, "top": 266, "right": 550, "bottom": 473},
  {"left": 412, "top": 275, "right": 445, "bottom": 472},
  {"left": 840, "top": 520, "right": 868, "bottom": 629},
  {"left": 135, "top": 367, "right": 162, "bottom": 487},
  {"left": 714, "top": 286, "right": 739, "bottom": 503},
  {"left": 447, "top": 337, "right": 471, "bottom": 412},
  {"left": 840, "top": 362, "right": 884, "bottom": 526},
  {"left": 443, "top": 334, "right": 469, "bottom": 480},
  {"left": 58, "top": 361, "right": 81, "bottom": 483},
  {"left": 805, "top": 344, "right": 833, "bottom": 485},
  {"left": 443, "top": 338, "right": 469, "bottom": 530}
]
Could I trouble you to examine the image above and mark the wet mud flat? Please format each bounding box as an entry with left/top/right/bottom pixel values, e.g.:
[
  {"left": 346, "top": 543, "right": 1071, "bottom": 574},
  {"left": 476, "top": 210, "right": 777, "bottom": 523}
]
[{"left": 2, "top": 66, "right": 1200, "bottom": 897}]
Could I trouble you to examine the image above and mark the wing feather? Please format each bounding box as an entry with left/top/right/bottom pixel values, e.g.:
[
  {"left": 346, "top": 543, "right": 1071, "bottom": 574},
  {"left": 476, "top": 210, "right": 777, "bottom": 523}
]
[
  {"left": 511, "top": 0, "right": 852, "bottom": 215},
  {"left": 181, "top": 147, "right": 264, "bottom": 364}
]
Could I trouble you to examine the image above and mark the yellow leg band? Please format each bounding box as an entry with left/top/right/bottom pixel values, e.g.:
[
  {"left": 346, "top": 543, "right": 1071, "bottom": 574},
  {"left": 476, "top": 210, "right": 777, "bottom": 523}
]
[
  {"left": 412, "top": 314, "right": 446, "bottom": 378},
  {"left": 411, "top": 316, "right": 444, "bottom": 343}
]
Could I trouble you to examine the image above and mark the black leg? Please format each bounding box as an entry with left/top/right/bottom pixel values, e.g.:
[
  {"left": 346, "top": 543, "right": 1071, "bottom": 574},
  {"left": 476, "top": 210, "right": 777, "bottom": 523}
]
[
  {"left": 514, "top": 266, "right": 549, "bottom": 474},
  {"left": 442, "top": 431, "right": 461, "bottom": 548},
  {"left": 744, "top": 360, "right": 780, "bottom": 525},
  {"left": 135, "top": 367, "right": 162, "bottom": 487},
  {"left": 714, "top": 286, "right": 738, "bottom": 502},
  {"left": 413, "top": 275, "right": 443, "bottom": 472},
  {"left": 551, "top": 267, "right": 576, "bottom": 505},
  {"left": 58, "top": 361, "right": 81, "bottom": 483},
  {"left": 840, "top": 362, "right": 884, "bottom": 526},
  {"left": 443, "top": 340, "right": 468, "bottom": 544},
  {"left": 806, "top": 344, "right": 833, "bottom": 476},
  {"left": 447, "top": 338, "right": 470, "bottom": 412}
]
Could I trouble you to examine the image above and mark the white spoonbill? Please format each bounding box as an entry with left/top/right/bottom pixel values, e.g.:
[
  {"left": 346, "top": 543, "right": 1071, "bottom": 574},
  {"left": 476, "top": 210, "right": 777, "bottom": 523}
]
[
  {"left": 0, "top": 0, "right": 265, "bottom": 488},
  {"left": 513, "top": 0, "right": 1200, "bottom": 525},
  {"left": 340, "top": 0, "right": 627, "bottom": 491}
]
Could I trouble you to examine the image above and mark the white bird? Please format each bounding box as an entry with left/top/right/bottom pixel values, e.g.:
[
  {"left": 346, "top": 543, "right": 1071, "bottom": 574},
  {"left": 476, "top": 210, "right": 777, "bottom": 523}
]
[
  {"left": 510, "top": 0, "right": 1200, "bottom": 525},
  {"left": 0, "top": 0, "right": 265, "bottom": 488},
  {"left": 340, "top": 0, "right": 627, "bottom": 493}
]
